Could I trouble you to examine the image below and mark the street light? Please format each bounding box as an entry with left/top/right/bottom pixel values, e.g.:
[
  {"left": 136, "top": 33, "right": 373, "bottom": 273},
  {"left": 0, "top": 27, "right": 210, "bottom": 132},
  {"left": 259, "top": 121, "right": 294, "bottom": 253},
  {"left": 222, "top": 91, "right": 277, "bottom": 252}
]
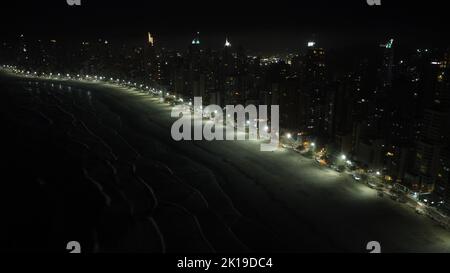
[
  {"left": 285, "top": 133, "right": 294, "bottom": 148},
  {"left": 341, "top": 154, "right": 347, "bottom": 161}
]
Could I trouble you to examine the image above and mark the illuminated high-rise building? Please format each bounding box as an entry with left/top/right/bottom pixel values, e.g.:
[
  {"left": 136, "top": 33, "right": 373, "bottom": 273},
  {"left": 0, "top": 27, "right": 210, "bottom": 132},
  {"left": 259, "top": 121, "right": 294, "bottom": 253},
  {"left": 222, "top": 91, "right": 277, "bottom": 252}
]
[
  {"left": 298, "top": 40, "right": 327, "bottom": 136},
  {"left": 434, "top": 51, "right": 450, "bottom": 108},
  {"left": 379, "top": 38, "right": 395, "bottom": 88},
  {"left": 224, "top": 37, "right": 231, "bottom": 48},
  {"left": 411, "top": 50, "right": 450, "bottom": 193},
  {"left": 191, "top": 31, "right": 200, "bottom": 45},
  {"left": 413, "top": 109, "right": 449, "bottom": 192},
  {"left": 148, "top": 32, "right": 154, "bottom": 46}
]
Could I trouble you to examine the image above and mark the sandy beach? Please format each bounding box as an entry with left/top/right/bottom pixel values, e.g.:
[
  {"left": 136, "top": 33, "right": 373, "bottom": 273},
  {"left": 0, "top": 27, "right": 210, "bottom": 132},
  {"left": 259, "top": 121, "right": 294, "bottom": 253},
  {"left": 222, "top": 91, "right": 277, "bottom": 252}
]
[{"left": 1, "top": 72, "right": 450, "bottom": 253}]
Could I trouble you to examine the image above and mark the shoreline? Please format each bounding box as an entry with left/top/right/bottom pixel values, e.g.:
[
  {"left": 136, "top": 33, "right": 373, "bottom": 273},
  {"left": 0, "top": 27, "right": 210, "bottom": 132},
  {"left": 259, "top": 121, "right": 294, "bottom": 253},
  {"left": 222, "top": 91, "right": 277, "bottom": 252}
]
[{"left": 2, "top": 70, "right": 450, "bottom": 253}]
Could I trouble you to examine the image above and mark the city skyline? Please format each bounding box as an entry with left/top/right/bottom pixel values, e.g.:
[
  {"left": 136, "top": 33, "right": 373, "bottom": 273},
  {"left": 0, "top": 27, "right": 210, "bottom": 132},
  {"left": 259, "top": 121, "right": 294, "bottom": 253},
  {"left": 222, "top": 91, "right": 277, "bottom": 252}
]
[
  {"left": 1, "top": 0, "right": 450, "bottom": 255},
  {"left": 3, "top": 0, "right": 450, "bottom": 51},
  {"left": 2, "top": 27, "right": 449, "bottom": 197}
]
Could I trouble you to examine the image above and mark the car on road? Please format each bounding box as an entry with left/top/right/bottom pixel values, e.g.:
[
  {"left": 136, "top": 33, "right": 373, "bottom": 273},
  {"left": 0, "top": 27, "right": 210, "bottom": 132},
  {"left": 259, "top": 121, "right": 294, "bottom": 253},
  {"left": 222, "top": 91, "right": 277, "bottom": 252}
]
[
  {"left": 390, "top": 195, "right": 399, "bottom": 201},
  {"left": 415, "top": 208, "right": 425, "bottom": 215},
  {"left": 352, "top": 174, "right": 362, "bottom": 181},
  {"left": 330, "top": 165, "right": 344, "bottom": 173}
]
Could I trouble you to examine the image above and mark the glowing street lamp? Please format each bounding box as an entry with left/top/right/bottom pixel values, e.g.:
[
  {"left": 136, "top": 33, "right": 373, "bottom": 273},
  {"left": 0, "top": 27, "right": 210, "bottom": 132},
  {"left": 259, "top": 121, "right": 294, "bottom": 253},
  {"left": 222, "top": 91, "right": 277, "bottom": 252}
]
[{"left": 341, "top": 154, "right": 347, "bottom": 161}]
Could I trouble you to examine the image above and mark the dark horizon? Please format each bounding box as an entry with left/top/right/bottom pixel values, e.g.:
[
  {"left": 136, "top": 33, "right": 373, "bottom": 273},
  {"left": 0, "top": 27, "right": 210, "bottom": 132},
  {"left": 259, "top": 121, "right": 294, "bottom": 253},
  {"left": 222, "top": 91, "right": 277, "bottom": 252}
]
[{"left": 2, "top": 0, "right": 449, "bottom": 52}]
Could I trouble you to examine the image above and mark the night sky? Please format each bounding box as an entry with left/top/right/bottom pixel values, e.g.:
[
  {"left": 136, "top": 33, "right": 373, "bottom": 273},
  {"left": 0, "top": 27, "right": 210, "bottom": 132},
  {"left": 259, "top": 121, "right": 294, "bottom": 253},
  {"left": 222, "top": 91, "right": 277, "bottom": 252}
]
[{"left": 2, "top": 0, "right": 449, "bottom": 52}]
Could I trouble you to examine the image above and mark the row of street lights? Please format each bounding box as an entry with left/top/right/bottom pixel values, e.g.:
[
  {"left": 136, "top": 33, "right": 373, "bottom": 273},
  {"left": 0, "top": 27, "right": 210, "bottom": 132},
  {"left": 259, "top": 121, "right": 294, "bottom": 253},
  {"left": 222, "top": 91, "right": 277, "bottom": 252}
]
[{"left": 0, "top": 64, "right": 391, "bottom": 176}]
